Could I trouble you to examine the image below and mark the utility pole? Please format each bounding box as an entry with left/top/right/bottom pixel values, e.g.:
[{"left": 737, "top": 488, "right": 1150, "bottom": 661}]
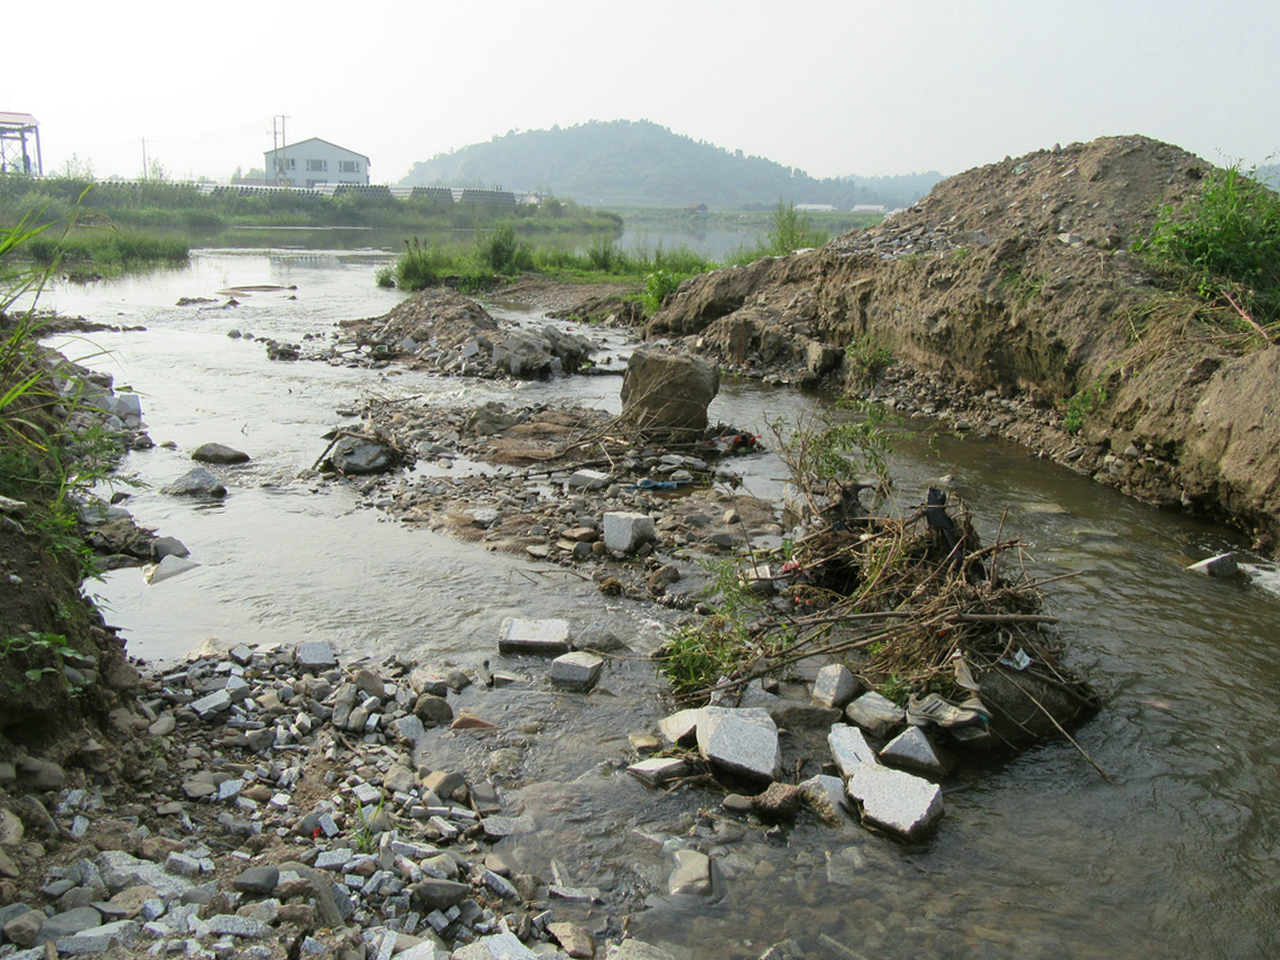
[
  {"left": 141, "top": 137, "right": 148, "bottom": 180},
  {"left": 273, "top": 114, "right": 289, "bottom": 186}
]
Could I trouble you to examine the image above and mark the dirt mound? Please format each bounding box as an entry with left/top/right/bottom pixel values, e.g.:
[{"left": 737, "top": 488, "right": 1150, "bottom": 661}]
[{"left": 648, "top": 136, "right": 1280, "bottom": 556}]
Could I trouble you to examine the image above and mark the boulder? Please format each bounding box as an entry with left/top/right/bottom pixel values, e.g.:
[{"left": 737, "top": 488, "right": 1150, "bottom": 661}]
[
  {"left": 160, "top": 467, "right": 226, "bottom": 498},
  {"left": 329, "top": 437, "right": 398, "bottom": 475},
  {"left": 619, "top": 347, "right": 719, "bottom": 439},
  {"left": 191, "top": 442, "right": 250, "bottom": 465}
]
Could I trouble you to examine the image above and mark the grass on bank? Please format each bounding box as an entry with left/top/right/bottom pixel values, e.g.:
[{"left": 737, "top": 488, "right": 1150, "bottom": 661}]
[{"left": 378, "top": 199, "right": 836, "bottom": 310}]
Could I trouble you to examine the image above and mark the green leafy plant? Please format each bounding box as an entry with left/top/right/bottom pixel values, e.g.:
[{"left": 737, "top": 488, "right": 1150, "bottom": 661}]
[
  {"left": 1142, "top": 162, "right": 1280, "bottom": 330},
  {"left": 1061, "top": 381, "right": 1109, "bottom": 434},
  {"left": 641, "top": 269, "right": 681, "bottom": 314},
  {"left": 772, "top": 400, "right": 898, "bottom": 489}
]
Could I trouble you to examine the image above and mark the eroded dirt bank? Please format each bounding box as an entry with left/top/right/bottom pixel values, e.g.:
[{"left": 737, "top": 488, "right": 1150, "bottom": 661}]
[{"left": 647, "top": 135, "right": 1280, "bottom": 556}]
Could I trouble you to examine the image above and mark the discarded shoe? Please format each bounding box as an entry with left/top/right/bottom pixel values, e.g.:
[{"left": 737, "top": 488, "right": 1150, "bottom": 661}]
[{"left": 906, "top": 693, "right": 984, "bottom": 728}]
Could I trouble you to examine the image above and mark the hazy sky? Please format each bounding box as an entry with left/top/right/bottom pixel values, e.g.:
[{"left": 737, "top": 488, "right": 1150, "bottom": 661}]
[{"left": 7, "top": 0, "right": 1278, "bottom": 186}]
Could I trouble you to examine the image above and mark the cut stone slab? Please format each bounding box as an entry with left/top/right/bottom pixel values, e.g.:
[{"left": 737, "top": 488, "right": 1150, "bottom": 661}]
[
  {"left": 695, "top": 706, "right": 781, "bottom": 782},
  {"left": 626, "top": 757, "right": 690, "bottom": 787},
  {"left": 846, "top": 761, "right": 944, "bottom": 840},
  {"left": 294, "top": 641, "right": 337, "bottom": 671},
  {"left": 1188, "top": 552, "right": 1238, "bottom": 577},
  {"left": 812, "top": 664, "right": 863, "bottom": 709},
  {"left": 844, "top": 691, "right": 905, "bottom": 739},
  {"left": 879, "top": 726, "right": 951, "bottom": 777},
  {"left": 499, "top": 618, "right": 570, "bottom": 656},
  {"left": 827, "top": 724, "right": 877, "bottom": 778},
  {"left": 667, "top": 849, "right": 712, "bottom": 896},
  {"left": 550, "top": 651, "right": 604, "bottom": 692},
  {"left": 567, "top": 468, "right": 610, "bottom": 490},
  {"left": 602, "top": 512, "right": 657, "bottom": 553},
  {"left": 658, "top": 708, "right": 700, "bottom": 745}
]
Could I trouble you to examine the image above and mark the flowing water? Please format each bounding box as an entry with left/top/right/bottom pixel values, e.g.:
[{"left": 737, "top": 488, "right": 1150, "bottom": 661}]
[{"left": 34, "top": 249, "right": 1280, "bottom": 959}]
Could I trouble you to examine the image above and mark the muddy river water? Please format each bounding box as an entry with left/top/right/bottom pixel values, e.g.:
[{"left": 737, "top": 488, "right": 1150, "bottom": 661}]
[{"left": 36, "top": 248, "right": 1280, "bottom": 959}]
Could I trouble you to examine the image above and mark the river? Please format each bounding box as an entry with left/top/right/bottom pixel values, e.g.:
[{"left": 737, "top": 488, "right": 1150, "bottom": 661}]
[{"left": 36, "top": 247, "right": 1280, "bottom": 959}]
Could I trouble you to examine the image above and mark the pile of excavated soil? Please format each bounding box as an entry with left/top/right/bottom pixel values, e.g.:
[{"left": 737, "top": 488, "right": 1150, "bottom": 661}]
[{"left": 647, "top": 135, "right": 1280, "bottom": 557}]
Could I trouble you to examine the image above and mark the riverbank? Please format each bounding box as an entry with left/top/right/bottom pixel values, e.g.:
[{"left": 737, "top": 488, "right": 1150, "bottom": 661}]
[{"left": 647, "top": 135, "right": 1280, "bottom": 559}]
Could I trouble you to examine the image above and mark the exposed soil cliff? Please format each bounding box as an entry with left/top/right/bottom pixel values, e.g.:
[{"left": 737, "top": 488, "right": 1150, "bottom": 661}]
[{"left": 647, "top": 135, "right": 1280, "bottom": 556}]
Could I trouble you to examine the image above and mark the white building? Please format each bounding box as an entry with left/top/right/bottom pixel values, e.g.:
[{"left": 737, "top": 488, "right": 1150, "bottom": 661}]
[{"left": 264, "top": 138, "right": 370, "bottom": 188}]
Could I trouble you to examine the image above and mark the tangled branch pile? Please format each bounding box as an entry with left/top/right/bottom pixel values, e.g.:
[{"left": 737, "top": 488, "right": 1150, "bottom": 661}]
[{"left": 663, "top": 490, "right": 1098, "bottom": 750}]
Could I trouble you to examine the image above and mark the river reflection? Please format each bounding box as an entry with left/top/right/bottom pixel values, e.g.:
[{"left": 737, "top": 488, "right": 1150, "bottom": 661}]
[{"left": 38, "top": 250, "right": 1280, "bottom": 959}]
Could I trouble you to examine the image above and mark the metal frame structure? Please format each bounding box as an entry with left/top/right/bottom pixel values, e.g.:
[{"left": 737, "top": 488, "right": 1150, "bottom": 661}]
[{"left": 0, "top": 112, "right": 42, "bottom": 177}]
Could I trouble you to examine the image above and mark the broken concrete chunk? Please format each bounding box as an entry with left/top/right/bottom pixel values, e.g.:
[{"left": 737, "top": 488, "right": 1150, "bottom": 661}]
[
  {"left": 1187, "top": 553, "right": 1238, "bottom": 577},
  {"left": 667, "top": 849, "right": 712, "bottom": 896},
  {"left": 812, "top": 664, "right": 863, "bottom": 709},
  {"left": 602, "top": 512, "right": 657, "bottom": 553},
  {"left": 626, "top": 757, "right": 690, "bottom": 787}
]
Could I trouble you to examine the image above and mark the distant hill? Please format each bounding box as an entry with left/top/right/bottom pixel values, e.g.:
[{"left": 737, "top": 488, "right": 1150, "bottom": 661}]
[{"left": 399, "top": 119, "right": 943, "bottom": 211}]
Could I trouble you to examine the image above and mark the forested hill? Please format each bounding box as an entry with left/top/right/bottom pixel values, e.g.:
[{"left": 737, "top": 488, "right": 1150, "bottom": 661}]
[{"left": 398, "top": 119, "right": 943, "bottom": 210}]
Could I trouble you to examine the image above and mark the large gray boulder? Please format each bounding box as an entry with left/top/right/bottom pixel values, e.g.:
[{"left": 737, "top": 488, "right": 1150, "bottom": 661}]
[{"left": 619, "top": 347, "right": 719, "bottom": 439}]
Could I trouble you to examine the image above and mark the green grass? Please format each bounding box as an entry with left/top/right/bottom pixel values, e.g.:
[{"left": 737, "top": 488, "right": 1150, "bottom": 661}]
[{"left": 378, "top": 222, "right": 722, "bottom": 302}]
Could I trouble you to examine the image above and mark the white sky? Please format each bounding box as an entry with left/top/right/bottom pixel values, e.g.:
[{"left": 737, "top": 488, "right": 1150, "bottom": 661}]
[{"left": 7, "top": 0, "right": 1278, "bottom": 185}]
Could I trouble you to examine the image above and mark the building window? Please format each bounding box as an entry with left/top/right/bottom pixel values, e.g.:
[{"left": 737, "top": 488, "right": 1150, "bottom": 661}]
[
  {"left": 306, "top": 159, "right": 327, "bottom": 172},
  {"left": 274, "top": 158, "right": 296, "bottom": 172},
  {"left": 339, "top": 160, "right": 360, "bottom": 173}
]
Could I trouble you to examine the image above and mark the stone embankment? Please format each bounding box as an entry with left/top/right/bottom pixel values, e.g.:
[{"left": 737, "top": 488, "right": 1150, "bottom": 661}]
[
  {"left": 646, "top": 135, "right": 1280, "bottom": 557},
  {"left": 0, "top": 635, "right": 976, "bottom": 960}
]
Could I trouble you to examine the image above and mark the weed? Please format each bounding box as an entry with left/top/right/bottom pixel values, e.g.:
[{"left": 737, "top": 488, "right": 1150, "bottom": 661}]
[
  {"left": 771, "top": 400, "right": 898, "bottom": 489},
  {"left": 767, "top": 198, "right": 827, "bottom": 255},
  {"left": 846, "top": 335, "right": 893, "bottom": 389},
  {"left": 1001, "top": 266, "right": 1045, "bottom": 306}
]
